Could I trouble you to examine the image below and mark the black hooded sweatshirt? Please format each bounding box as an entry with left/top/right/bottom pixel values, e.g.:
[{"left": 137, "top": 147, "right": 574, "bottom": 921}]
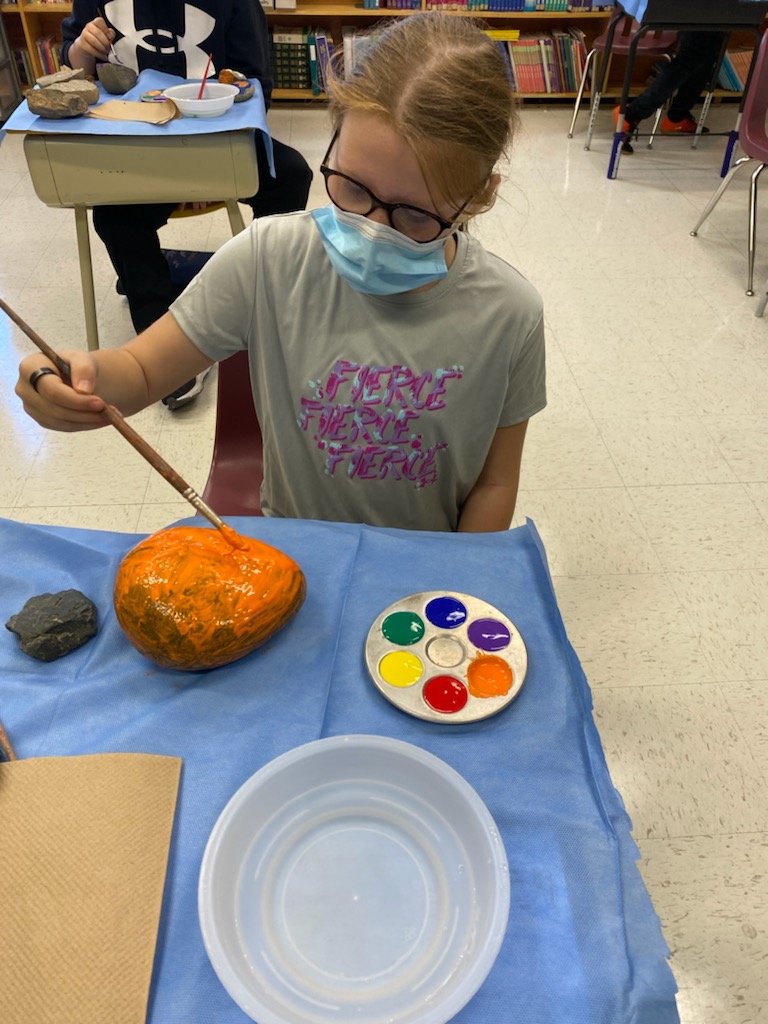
[{"left": 60, "top": 0, "right": 273, "bottom": 106}]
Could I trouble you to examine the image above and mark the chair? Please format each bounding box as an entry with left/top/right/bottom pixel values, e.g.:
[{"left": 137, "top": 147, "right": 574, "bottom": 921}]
[
  {"left": 691, "top": 29, "right": 768, "bottom": 298},
  {"left": 568, "top": 12, "right": 679, "bottom": 150},
  {"left": 201, "top": 350, "right": 264, "bottom": 517}
]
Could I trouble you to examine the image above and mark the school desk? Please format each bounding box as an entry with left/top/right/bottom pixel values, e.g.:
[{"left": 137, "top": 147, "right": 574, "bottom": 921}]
[
  {"left": 608, "top": 0, "right": 768, "bottom": 180},
  {"left": 2, "top": 70, "right": 270, "bottom": 351},
  {"left": 0, "top": 513, "right": 680, "bottom": 1024}
]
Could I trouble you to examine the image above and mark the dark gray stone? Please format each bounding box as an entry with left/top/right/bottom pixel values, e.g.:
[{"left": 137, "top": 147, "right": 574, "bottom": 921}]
[
  {"left": 6, "top": 590, "right": 98, "bottom": 662},
  {"left": 97, "top": 62, "right": 138, "bottom": 95}
]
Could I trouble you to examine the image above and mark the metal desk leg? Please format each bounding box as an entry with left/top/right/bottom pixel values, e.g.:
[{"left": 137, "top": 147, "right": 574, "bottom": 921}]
[
  {"left": 73, "top": 205, "right": 99, "bottom": 351},
  {"left": 225, "top": 199, "right": 246, "bottom": 236}
]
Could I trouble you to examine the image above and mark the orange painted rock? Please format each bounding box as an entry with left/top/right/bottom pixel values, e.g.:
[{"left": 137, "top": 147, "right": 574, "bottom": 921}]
[{"left": 113, "top": 526, "right": 306, "bottom": 671}]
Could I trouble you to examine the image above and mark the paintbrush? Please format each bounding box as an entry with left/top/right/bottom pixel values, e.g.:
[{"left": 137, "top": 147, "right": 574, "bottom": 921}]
[
  {"left": 0, "top": 297, "right": 244, "bottom": 549},
  {"left": 198, "top": 52, "right": 213, "bottom": 99},
  {"left": 98, "top": 7, "right": 123, "bottom": 64}
]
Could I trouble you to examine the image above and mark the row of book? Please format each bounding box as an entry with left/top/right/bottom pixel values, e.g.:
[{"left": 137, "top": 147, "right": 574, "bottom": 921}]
[
  {"left": 35, "top": 34, "right": 62, "bottom": 77},
  {"left": 495, "top": 30, "right": 588, "bottom": 93},
  {"left": 717, "top": 49, "right": 754, "bottom": 92},
  {"left": 423, "top": 1, "right": 611, "bottom": 8},
  {"left": 272, "top": 24, "right": 754, "bottom": 98},
  {"left": 10, "top": 36, "right": 60, "bottom": 87},
  {"left": 271, "top": 25, "right": 337, "bottom": 94},
  {"left": 12, "top": 47, "right": 33, "bottom": 87},
  {"left": 360, "top": 1, "right": 421, "bottom": 9}
]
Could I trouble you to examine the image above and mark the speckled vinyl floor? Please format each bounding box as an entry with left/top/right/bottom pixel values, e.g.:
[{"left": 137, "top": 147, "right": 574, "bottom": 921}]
[{"left": 1, "top": 99, "right": 767, "bottom": 1024}]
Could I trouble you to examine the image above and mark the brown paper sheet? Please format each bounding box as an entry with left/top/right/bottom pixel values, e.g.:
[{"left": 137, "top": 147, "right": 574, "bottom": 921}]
[
  {"left": 87, "top": 100, "right": 179, "bottom": 124},
  {"left": 0, "top": 753, "right": 182, "bottom": 1024}
]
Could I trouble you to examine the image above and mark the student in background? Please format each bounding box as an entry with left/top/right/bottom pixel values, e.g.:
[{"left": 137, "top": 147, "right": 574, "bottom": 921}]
[
  {"left": 614, "top": 31, "right": 726, "bottom": 144},
  {"left": 18, "top": 13, "right": 545, "bottom": 533},
  {"left": 60, "top": 0, "right": 313, "bottom": 408}
]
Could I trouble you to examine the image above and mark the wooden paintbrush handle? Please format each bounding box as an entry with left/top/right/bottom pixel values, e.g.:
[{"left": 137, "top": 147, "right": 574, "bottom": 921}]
[{"left": 0, "top": 296, "right": 241, "bottom": 544}]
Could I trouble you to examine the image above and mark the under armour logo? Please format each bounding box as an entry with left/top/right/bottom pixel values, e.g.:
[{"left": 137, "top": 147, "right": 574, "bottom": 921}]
[{"left": 104, "top": 0, "right": 216, "bottom": 78}]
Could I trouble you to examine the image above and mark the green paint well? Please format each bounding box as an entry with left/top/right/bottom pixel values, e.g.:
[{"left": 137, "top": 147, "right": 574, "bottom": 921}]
[{"left": 381, "top": 611, "right": 425, "bottom": 646}]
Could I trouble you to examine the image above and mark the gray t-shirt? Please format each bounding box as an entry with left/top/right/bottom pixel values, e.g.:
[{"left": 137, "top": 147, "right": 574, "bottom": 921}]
[{"left": 171, "top": 210, "right": 546, "bottom": 531}]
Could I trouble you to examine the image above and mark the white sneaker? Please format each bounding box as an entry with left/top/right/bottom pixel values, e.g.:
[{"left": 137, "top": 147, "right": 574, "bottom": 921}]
[{"left": 162, "top": 367, "right": 212, "bottom": 410}]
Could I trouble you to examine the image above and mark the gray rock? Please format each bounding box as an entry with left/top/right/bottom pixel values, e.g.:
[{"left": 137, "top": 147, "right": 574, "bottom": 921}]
[
  {"left": 6, "top": 590, "right": 98, "bottom": 662},
  {"left": 49, "top": 80, "right": 100, "bottom": 105},
  {"left": 26, "top": 89, "right": 89, "bottom": 119},
  {"left": 97, "top": 62, "right": 138, "bottom": 95},
  {"left": 36, "top": 67, "right": 85, "bottom": 89}
]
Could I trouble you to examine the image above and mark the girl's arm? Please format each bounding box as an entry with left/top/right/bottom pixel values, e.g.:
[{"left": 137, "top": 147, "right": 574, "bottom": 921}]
[
  {"left": 16, "top": 313, "right": 214, "bottom": 432},
  {"left": 457, "top": 421, "right": 529, "bottom": 533}
]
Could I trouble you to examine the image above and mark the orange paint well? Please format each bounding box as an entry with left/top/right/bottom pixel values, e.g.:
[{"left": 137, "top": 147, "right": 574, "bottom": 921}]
[{"left": 466, "top": 655, "right": 513, "bottom": 699}]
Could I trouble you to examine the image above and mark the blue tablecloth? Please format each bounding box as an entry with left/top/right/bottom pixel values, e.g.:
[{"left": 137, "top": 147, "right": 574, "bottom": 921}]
[
  {"left": 1, "top": 70, "right": 273, "bottom": 172},
  {"left": 0, "top": 515, "right": 679, "bottom": 1024}
]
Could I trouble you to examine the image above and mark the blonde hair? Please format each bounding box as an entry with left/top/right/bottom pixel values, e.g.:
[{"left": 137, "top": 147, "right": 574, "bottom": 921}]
[{"left": 326, "top": 13, "right": 518, "bottom": 216}]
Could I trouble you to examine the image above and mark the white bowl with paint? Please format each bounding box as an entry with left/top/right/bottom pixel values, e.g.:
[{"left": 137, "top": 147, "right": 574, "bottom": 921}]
[
  {"left": 199, "top": 734, "right": 510, "bottom": 1024},
  {"left": 162, "top": 82, "right": 238, "bottom": 117}
]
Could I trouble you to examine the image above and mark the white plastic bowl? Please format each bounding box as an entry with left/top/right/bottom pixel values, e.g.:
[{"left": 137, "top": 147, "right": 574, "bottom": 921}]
[
  {"left": 199, "top": 734, "right": 510, "bottom": 1024},
  {"left": 162, "top": 82, "right": 238, "bottom": 118}
]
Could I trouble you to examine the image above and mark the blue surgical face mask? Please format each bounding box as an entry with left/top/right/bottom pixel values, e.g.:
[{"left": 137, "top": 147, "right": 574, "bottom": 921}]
[{"left": 311, "top": 205, "right": 450, "bottom": 295}]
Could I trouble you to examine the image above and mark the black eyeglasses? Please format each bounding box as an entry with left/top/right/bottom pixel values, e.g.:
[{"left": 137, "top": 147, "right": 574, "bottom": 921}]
[{"left": 320, "top": 132, "right": 468, "bottom": 243}]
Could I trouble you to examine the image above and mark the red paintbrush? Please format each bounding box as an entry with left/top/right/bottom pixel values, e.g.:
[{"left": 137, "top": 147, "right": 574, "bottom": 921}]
[{"left": 198, "top": 52, "right": 213, "bottom": 100}]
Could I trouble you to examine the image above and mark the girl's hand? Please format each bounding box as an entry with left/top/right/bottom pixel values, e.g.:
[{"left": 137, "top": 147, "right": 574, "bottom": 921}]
[
  {"left": 16, "top": 352, "right": 109, "bottom": 432},
  {"left": 77, "top": 17, "right": 115, "bottom": 62}
]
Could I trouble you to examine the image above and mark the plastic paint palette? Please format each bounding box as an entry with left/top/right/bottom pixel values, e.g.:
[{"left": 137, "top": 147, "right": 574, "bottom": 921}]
[{"left": 366, "top": 591, "right": 527, "bottom": 723}]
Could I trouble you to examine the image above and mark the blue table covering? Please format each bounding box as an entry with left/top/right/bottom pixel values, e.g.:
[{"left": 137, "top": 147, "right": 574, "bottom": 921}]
[
  {"left": 1, "top": 70, "right": 273, "bottom": 172},
  {"left": 0, "top": 514, "right": 679, "bottom": 1024}
]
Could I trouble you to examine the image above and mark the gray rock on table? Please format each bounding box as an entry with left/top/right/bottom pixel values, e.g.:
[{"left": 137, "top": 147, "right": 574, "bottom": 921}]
[
  {"left": 6, "top": 590, "right": 99, "bottom": 662},
  {"left": 26, "top": 88, "right": 90, "bottom": 119},
  {"left": 50, "top": 80, "right": 100, "bottom": 104},
  {"left": 97, "top": 62, "right": 138, "bottom": 95},
  {"left": 36, "top": 66, "right": 85, "bottom": 89}
]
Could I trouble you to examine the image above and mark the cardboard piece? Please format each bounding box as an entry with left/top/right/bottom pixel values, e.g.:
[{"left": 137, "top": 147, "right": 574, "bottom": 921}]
[
  {"left": 0, "top": 753, "right": 182, "bottom": 1024},
  {"left": 87, "top": 100, "right": 179, "bottom": 125}
]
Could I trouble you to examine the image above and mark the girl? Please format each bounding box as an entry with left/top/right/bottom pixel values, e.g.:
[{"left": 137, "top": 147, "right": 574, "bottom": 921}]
[{"left": 17, "top": 13, "right": 546, "bottom": 533}]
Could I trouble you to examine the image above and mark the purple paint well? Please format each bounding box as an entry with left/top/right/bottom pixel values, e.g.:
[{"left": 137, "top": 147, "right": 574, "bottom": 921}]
[
  {"left": 425, "top": 596, "right": 467, "bottom": 630},
  {"left": 467, "top": 618, "right": 511, "bottom": 652}
]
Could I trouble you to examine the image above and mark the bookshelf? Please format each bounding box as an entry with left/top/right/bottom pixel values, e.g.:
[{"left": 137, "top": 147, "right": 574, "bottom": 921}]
[{"left": 0, "top": 2, "right": 759, "bottom": 102}]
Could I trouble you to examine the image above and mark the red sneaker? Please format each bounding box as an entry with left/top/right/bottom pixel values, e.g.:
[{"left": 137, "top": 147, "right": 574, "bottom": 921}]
[{"left": 661, "top": 114, "right": 709, "bottom": 134}]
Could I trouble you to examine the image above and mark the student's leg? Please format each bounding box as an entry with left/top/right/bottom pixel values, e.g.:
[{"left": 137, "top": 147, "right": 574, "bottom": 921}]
[
  {"left": 243, "top": 134, "right": 313, "bottom": 218},
  {"left": 625, "top": 51, "right": 691, "bottom": 126},
  {"left": 667, "top": 32, "right": 726, "bottom": 121},
  {"left": 93, "top": 203, "right": 177, "bottom": 334}
]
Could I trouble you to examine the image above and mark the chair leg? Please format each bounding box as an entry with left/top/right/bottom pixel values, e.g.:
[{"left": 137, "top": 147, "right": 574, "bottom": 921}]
[
  {"left": 746, "top": 162, "right": 765, "bottom": 296},
  {"left": 585, "top": 51, "right": 610, "bottom": 151},
  {"left": 568, "top": 49, "right": 596, "bottom": 139},
  {"left": 692, "top": 90, "right": 715, "bottom": 150},
  {"left": 647, "top": 105, "right": 665, "bottom": 149},
  {"left": 647, "top": 55, "right": 672, "bottom": 150},
  {"left": 224, "top": 199, "right": 246, "bottom": 236},
  {"left": 690, "top": 157, "right": 751, "bottom": 236},
  {"left": 74, "top": 205, "right": 100, "bottom": 352},
  {"left": 755, "top": 284, "right": 768, "bottom": 317}
]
